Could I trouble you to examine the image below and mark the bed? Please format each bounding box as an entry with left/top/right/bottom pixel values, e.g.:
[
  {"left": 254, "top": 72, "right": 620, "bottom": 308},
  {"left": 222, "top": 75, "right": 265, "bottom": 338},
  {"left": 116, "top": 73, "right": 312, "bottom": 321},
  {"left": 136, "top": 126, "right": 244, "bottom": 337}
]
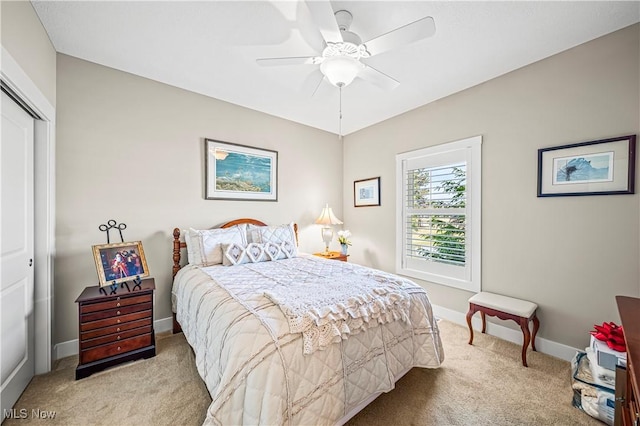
[{"left": 171, "top": 218, "right": 444, "bottom": 425}]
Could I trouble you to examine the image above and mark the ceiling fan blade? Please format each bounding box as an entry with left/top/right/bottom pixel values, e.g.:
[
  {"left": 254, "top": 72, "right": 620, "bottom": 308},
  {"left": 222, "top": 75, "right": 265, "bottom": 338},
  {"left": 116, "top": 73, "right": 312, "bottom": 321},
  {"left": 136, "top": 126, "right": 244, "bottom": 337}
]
[
  {"left": 363, "top": 16, "right": 435, "bottom": 57},
  {"left": 256, "top": 56, "right": 322, "bottom": 66},
  {"left": 358, "top": 64, "right": 400, "bottom": 91},
  {"left": 304, "top": 0, "right": 343, "bottom": 44}
]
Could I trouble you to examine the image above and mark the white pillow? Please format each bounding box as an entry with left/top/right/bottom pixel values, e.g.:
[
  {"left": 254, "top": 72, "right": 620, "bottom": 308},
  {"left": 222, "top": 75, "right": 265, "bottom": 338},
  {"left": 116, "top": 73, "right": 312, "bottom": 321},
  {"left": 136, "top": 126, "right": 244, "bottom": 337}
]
[
  {"left": 187, "top": 225, "right": 247, "bottom": 266},
  {"left": 222, "top": 242, "right": 269, "bottom": 266},
  {"left": 249, "top": 223, "right": 298, "bottom": 258},
  {"left": 183, "top": 229, "right": 199, "bottom": 266},
  {"left": 222, "top": 241, "right": 297, "bottom": 266},
  {"left": 247, "top": 223, "right": 265, "bottom": 244}
]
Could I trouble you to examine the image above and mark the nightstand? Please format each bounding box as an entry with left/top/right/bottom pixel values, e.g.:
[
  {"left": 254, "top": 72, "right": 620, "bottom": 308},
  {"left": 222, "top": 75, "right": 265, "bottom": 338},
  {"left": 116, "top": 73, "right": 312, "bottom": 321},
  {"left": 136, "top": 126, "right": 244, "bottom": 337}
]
[
  {"left": 75, "top": 278, "right": 156, "bottom": 379},
  {"left": 313, "top": 251, "right": 348, "bottom": 262}
]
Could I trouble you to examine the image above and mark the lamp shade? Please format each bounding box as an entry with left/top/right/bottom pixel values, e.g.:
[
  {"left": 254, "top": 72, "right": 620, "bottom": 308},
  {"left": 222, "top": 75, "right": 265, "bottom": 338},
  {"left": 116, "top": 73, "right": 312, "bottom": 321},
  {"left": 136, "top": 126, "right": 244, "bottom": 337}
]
[
  {"left": 314, "top": 204, "right": 343, "bottom": 225},
  {"left": 320, "top": 56, "right": 362, "bottom": 87}
]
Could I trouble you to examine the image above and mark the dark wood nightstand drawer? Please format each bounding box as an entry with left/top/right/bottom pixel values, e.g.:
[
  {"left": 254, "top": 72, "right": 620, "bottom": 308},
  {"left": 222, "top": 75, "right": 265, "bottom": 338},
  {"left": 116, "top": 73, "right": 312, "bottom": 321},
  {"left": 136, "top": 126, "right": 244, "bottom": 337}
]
[
  {"left": 81, "top": 301, "right": 152, "bottom": 322},
  {"left": 80, "top": 333, "right": 152, "bottom": 364},
  {"left": 80, "top": 325, "right": 152, "bottom": 350},
  {"left": 80, "top": 309, "right": 152, "bottom": 332},
  {"left": 81, "top": 317, "right": 152, "bottom": 340},
  {"left": 80, "top": 294, "right": 152, "bottom": 314}
]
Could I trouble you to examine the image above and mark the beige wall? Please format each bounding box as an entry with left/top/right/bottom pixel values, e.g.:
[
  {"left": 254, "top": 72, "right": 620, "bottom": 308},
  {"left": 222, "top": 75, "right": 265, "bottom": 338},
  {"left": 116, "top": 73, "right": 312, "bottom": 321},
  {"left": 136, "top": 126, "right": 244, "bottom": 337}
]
[
  {"left": 55, "top": 54, "right": 342, "bottom": 344},
  {"left": 1, "top": 0, "right": 56, "bottom": 106},
  {"left": 343, "top": 24, "right": 640, "bottom": 350}
]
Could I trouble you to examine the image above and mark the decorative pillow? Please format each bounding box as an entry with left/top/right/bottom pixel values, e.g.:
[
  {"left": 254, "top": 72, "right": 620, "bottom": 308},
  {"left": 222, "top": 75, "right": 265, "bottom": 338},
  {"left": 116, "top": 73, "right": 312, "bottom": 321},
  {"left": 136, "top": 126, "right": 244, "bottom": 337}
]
[
  {"left": 250, "top": 223, "right": 298, "bottom": 258},
  {"left": 264, "top": 241, "right": 296, "bottom": 260},
  {"left": 264, "top": 241, "right": 282, "bottom": 261},
  {"left": 183, "top": 229, "right": 199, "bottom": 266},
  {"left": 222, "top": 242, "right": 248, "bottom": 266},
  {"left": 222, "top": 242, "right": 270, "bottom": 266},
  {"left": 245, "top": 224, "right": 266, "bottom": 244},
  {"left": 187, "top": 225, "right": 247, "bottom": 266}
]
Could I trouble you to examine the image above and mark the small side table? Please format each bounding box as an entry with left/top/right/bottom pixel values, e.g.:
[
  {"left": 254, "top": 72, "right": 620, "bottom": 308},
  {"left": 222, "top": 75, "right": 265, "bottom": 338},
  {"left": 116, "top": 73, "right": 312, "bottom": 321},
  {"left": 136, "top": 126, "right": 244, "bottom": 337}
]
[
  {"left": 75, "top": 278, "right": 156, "bottom": 379},
  {"left": 313, "top": 251, "right": 348, "bottom": 262}
]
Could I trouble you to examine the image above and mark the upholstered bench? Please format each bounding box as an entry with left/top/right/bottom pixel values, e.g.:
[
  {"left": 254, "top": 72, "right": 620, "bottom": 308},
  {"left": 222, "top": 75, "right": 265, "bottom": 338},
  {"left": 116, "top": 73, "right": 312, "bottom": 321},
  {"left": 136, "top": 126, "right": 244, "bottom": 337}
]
[{"left": 466, "top": 292, "right": 540, "bottom": 367}]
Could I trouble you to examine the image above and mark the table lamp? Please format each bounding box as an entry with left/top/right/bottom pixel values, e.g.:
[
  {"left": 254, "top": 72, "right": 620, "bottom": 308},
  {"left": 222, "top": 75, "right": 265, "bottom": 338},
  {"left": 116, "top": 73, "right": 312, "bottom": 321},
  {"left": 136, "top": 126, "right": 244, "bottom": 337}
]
[{"left": 314, "top": 204, "right": 343, "bottom": 254}]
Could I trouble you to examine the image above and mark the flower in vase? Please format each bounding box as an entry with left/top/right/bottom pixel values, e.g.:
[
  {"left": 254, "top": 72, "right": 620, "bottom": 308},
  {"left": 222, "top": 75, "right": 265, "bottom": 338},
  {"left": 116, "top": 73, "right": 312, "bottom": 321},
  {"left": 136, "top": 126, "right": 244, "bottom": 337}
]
[{"left": 337, "top": 230, "right": 352, "bottom": 246}]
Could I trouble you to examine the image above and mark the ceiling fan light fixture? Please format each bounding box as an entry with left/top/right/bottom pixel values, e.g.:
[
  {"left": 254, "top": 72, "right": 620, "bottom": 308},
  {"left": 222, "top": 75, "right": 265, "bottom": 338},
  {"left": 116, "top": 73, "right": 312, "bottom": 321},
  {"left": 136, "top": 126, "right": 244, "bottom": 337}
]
[{"left": 320, "top": 56, "right": 362, "bottom": 87}]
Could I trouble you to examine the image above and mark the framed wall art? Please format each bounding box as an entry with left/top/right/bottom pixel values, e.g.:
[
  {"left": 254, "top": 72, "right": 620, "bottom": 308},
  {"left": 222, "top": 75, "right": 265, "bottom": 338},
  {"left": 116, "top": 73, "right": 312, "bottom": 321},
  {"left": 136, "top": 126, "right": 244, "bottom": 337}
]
[
  {"left": 354, "top": 176, "right": 381, "bottom": 207},
  {"left": 205, "top": 139, "right": 278, "bottom": 201},
  {"left": 92, "top": 241, "right": 149, "bottom": 287},
  {"left": 537, "top": 135, "right": 636, "bottom": 197}
]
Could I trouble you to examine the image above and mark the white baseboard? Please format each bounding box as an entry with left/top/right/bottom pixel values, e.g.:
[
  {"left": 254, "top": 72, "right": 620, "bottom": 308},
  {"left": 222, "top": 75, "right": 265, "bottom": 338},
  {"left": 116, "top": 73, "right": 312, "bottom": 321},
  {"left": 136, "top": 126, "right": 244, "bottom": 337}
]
[
  {"left": 53, "top": 337, "right": 79, "bottom": 361},
  {"left": 53, "top": 316, "right": 174, "bottom": 361},
  {"left": 432, "top": 304, "right": 580, "bottom": 362},
  {"left": 154, "top": 316, "right": 173, "bottom": 334}
]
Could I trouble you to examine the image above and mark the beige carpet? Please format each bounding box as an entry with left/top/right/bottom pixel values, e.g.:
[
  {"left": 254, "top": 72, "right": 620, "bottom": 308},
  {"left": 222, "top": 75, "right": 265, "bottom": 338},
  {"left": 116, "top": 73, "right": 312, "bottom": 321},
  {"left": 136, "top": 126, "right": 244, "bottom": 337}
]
[{"left": 5, "top": 320, "right": 601, "bottom": 426}]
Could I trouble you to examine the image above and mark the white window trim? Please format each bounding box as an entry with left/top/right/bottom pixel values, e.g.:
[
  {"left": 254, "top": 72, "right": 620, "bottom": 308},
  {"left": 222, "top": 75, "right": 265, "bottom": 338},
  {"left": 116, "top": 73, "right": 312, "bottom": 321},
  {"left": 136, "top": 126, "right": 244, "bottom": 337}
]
[{"left": 395, "top": 135, "right": 481, "bottom": 293}]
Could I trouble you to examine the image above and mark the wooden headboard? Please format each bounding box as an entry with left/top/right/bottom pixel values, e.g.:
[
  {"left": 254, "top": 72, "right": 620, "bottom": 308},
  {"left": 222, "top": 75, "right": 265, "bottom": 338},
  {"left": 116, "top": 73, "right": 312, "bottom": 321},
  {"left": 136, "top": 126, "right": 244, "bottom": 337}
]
[{"left": 172, "top": 218, "right": 298, "bottom": 277}]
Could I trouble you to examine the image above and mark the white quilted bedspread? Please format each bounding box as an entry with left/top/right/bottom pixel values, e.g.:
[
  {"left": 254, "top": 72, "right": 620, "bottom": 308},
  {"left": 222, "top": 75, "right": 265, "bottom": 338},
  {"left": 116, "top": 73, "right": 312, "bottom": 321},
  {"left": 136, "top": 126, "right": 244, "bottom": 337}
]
[{"left": 172, "top": 255, "right": 444, "bottom": 425}]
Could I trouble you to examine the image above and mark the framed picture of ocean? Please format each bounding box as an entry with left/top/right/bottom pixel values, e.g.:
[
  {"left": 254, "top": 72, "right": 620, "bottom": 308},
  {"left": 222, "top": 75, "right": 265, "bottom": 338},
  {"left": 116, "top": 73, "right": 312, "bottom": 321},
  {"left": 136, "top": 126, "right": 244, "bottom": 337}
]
[
  {"left": 537, "top": 135, "right": 636, "bottom": 197},
  {"left": 205, "top": 139, "right": 278, "bottom": 201}
]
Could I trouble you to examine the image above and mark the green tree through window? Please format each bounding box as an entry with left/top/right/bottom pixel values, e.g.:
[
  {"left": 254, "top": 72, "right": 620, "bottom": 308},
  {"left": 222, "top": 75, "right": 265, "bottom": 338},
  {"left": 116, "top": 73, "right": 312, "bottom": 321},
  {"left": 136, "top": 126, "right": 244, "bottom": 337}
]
[{"left": 409, "top": 165, "right": 466, "bottom": 266}]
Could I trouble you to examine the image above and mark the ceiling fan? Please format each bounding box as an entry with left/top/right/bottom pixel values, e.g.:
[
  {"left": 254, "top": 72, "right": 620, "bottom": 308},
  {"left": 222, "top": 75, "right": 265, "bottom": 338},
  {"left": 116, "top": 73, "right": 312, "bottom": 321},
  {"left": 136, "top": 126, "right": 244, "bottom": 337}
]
[{"left": 256, "top": 1, "right": 436, "bottom": 92}]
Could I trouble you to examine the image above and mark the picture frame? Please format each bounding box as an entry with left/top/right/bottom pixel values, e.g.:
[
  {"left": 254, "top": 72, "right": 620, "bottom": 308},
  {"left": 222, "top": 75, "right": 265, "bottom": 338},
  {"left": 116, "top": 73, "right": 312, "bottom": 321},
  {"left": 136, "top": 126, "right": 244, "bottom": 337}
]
[
  {"left": 537, "top": 135, "right": 636, "bottom": 197},
  {"left": 92, "top": 241, "right": 149, "bottom": 287},
  {"left": 205, "top": 139, "right": 278, "bottom": 201},
  {"left": 354, "top": 176, "right": 381, "bottom": 207}
]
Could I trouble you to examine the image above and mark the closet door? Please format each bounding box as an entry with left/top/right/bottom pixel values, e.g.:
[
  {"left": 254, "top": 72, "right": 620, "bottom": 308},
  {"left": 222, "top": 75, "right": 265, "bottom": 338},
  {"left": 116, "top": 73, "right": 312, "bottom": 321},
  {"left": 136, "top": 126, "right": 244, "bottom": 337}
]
[{"left": 1, "top": 91, "right": 35, "bottom": 418}]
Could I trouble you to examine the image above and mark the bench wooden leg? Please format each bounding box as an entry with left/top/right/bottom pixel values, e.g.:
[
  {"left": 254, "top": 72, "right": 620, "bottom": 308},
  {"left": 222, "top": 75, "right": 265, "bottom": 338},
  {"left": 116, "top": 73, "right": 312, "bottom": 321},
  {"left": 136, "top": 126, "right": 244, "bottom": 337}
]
[
  {"left": 519, "top": 317, "right": 531, "bottom": 367},
  {"left": 480, "top": 311, "right": 486, "bottom": 334},
  {"left": 466, "top": 306, "right": 475, "bottom": 345},
  {"left": 531, "top": 314, "right": 539, "bottom": 351}
]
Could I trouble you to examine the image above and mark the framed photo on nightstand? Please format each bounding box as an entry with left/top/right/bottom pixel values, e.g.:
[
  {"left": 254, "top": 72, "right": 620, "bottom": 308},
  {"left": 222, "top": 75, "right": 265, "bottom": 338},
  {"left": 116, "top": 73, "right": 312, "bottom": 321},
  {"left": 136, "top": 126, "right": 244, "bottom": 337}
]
[{"left": 92, "top": 241, "right": 149, "bottom": 286}]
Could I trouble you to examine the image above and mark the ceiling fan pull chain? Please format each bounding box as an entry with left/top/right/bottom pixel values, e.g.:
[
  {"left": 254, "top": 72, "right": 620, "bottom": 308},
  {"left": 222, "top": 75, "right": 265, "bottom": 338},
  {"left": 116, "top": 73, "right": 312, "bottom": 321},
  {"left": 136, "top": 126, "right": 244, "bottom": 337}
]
[{"left": 339, "top": 84, "right": 343, "bottom": 140}]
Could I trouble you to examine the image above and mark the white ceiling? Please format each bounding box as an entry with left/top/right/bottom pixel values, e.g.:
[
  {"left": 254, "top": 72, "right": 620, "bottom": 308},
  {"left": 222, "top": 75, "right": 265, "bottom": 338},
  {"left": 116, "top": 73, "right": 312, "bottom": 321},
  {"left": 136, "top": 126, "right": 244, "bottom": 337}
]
[{"left": 32, "top": 1, "right": 640, "bottom": 135}]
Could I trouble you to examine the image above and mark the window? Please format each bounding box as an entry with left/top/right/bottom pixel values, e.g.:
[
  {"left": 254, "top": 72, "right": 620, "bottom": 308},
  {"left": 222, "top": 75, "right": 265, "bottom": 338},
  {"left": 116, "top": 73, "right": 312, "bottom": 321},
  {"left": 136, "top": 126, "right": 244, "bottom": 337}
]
[{"left": 396, "top": 136, "right": 481, "bottom": 292}]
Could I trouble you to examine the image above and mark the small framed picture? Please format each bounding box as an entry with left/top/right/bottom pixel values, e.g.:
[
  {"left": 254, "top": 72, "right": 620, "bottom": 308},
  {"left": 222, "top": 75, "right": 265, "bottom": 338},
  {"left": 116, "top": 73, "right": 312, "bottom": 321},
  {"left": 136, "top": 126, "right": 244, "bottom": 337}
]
[
  {"left": 354, "top": 177, "right": 381, "bottom": 207},
  {"left": 92, "top": 241, "right": 149, "bottom": 287},
  {"left": 538, "top": 135, "right": 636, "bottom": 197}
]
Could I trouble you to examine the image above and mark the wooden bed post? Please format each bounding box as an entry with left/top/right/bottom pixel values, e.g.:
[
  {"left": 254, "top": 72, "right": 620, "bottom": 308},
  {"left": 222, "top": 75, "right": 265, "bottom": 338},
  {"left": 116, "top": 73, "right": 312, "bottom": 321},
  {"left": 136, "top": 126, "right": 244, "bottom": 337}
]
[
  {"left": 172, "top": 228, "right": 183, "bottom": 334},
  {"left": 172, "top": 228, "right": 182, "bottom": 278}
]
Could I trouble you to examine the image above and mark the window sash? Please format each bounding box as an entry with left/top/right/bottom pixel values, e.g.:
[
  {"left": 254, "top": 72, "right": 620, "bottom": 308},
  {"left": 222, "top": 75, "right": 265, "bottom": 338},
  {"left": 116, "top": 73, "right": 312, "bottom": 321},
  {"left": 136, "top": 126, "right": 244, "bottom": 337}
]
[
  {"left": 396, "top": 136, "right": 481, "bottom": 292},
  {"left": 405, "top": 213, "right": 467, "bottom": 266}
]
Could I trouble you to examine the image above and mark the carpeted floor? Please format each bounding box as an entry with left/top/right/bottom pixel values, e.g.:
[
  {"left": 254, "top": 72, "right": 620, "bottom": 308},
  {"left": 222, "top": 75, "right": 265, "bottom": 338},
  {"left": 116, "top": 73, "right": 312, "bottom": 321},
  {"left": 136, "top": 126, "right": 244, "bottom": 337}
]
[{"left": 4, "top": 319, "right": 601, "bottom": 426}]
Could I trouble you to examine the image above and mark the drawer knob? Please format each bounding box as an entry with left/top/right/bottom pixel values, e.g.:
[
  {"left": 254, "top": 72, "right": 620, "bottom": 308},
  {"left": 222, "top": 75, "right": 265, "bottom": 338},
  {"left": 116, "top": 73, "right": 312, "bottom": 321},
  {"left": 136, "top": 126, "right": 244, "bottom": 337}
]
[
  {"left": 117, "top": 319, "right": 121, "bottom": 323},
  {"left": 116, "top": 311, "right": 121, "bottom": 315},
  {"left": 117, "top": 346, "right": 121, "bottom": 351},
  {"left": 116, "top": 327, "right": 120, "bottom": 332},
  {"left": 117, "top": 335, "right": 121, "bottom": 340},
  {"left": 116, "top": 303, "right": 121, "bottom": 307}
]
